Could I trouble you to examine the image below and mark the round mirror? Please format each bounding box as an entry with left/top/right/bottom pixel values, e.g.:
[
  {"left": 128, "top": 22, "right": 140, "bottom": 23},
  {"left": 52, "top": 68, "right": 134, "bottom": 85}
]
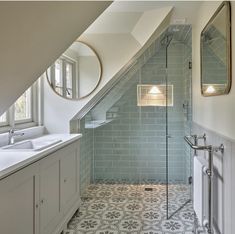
[{"left": 46, "top": 41, "right": 102, "bottom": 99}]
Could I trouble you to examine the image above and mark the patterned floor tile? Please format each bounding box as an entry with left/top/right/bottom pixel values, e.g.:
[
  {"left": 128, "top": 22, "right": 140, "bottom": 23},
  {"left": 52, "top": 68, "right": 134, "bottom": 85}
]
[
  {"left": 124, "top": 202, "right": 144, "bottom": 212},
  {"left": 140, "top": 231, "right": 163, "bottom": 234},
  {"left": 95, "top": 230, "right": 118, "bottom": 234},
  {"left": 87, "top": 202, "right": 108, "bottom": 212},
  {"left": 141, "top": 210, "right": 162, "bottom": 222},
  {"left": 74, "top": 218, "right": 101, "bottom": 231},
  {"left": 119, "top": 219, "right": 142, "bottom": 232},
  {"left": 108, "top": 196, "right": 128, "bottom": 204},
  {"left": 161, "top": 220, "right": 185, "bottom": 233},
  {"left": 102, "top": 210, "right": 124, "bottom": 221},
  {"left": 67, "top": 183, "right": 196, "bottom": 234}
]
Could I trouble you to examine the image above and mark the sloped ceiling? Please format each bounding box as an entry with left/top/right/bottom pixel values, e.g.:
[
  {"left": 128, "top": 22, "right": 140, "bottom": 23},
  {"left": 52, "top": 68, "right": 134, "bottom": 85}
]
[
  {"left": 0, "top": 1, "right": 111, "bottom": 115},
  {"left": 85, "top": 12, "right": 143, "bottom": 34},
  {"left": 106, "top": 1, "right": 200, "bottom": 24},
  {"left": 43, "top": 3, "right": 173, "bottom": 133},
  {"left": 42, "top": 1, "right": 201, "bottom": 133}
]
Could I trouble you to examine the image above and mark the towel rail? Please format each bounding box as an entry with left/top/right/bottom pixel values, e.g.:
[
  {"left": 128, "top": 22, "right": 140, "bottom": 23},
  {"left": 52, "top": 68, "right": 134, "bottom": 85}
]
[
  {"left": 184, "top": 134, "right": 206, "bottom": 155},
  {"left": 184, "top": 135, "right": 210, "bottom": 151},
  {"left": 184, "top": 134, "right": 224, "bottom": 234}
]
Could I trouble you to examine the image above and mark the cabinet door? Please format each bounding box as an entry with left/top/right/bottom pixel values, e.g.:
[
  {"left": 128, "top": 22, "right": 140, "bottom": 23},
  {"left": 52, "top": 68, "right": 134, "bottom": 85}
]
[
  {"left": 0, "top": 163, "right": 39, "bottom": 234},
  {"left": 60, "top": 143, "right": 79, "bottom": 213},
  {"left": 39, "top": 152, "right": 61, "bottom": 234}
]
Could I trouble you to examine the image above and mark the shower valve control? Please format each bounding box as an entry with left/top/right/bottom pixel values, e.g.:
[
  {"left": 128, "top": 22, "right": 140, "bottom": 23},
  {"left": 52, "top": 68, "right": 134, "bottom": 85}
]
[{"left": 188, "top": 176, "right": 193, "bottom": 184}]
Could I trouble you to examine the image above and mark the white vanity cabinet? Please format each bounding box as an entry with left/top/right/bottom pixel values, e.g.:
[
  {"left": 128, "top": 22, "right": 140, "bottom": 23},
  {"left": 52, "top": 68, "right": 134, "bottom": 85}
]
[
  {"left": 0, "top": 163, "right": 39, "bottom": 234},
  {"left": 39, "top": 141, "right": 80, "bottom": 234},
  {"left": 39, "top": 151, "right": 61, "bottom": 234},
  {"left": 60, "top": 143, "right": 79, "bottom": 214},
  {"left": 0, "top": 139, "right": 81, "bottom": 234}
]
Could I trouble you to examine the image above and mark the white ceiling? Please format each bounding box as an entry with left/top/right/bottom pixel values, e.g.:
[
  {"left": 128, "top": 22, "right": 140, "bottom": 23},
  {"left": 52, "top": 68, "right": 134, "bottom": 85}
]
[
  {"left": 105, "top": 1, "right": 202, "bottom": 24},
  {"left": 83, "top": 1, "right": 202, "bottom": 36},
  {"left": 82, "top": 1, "right": 203, "bottom": 49},
  {"left": 85, "top": 12, "right": 142, "bottom": 34},
  {"left": 82, "top": 4, "right": 173, "bottom": 48}
]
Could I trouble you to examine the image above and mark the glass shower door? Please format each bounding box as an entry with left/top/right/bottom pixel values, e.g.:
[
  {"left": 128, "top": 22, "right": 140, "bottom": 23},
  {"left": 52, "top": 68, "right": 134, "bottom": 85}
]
[{"left": 166, "top": 39, "right": 192, "bottom": 219}]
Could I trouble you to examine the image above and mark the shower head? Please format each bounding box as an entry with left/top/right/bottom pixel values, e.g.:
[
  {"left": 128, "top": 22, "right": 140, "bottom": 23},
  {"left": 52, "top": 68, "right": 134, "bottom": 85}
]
[
  {"left": 203, "top": 33, "right": 213, "bottom": 43},
  {"left": 172, "top": 27, "right": 180, "bottom": 32},
  {"left": 160, "top": 34, "right": 173, "bottom": 46}
]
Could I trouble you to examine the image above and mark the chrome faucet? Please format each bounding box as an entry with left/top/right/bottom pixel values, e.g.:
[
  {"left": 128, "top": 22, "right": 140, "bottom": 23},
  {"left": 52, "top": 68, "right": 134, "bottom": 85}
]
[{"left": 8, "top": 129, "right": 25, "bottom": 145}]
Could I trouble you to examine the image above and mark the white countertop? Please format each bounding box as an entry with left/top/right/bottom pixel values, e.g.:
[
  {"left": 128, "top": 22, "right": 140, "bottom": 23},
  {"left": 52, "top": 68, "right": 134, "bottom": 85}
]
[{"left": 0, "top": 134, "right": 82, "bottom": 180}]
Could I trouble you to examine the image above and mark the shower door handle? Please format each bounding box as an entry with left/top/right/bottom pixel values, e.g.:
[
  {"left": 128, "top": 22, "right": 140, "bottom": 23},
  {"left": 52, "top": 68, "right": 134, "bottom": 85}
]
[{"left": 166, "top": 135, "right": 173, "bottom": 138}]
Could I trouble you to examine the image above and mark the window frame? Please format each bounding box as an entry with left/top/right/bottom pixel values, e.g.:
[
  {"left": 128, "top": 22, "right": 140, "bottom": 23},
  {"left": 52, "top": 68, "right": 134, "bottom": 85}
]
[
  {"left": 49, "top": 55, "right": 77, "bottom": 99},
  {"left": 0, "top": 112, "right": 9, "bottom": 127},
  {"left": 0, "top": 79, "right": 43, "bottom": 133},
  {"left": 14, "top": 87, "right": 33, "bottom": 124}
]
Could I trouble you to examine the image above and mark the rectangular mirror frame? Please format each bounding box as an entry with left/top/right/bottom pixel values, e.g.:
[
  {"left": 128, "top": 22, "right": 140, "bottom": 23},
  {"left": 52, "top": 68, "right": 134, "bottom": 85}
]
[{"left": 200, "top": 1, "right": 231, "bottom": 97}]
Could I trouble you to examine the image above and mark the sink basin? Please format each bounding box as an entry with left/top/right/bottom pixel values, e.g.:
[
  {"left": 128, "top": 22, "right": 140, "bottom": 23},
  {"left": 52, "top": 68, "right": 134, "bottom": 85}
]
[{"left": 1, "top": 139, "right": 62, "bottom": 151}]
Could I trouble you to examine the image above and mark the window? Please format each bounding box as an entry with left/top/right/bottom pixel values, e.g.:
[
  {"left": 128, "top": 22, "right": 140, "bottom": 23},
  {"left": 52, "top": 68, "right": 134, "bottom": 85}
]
[
  {"left": 0, "top": 113, "right": 6, "bottom": 122},
  {"left": 54, "top": 59, "right": 63, "bottom": 96},
  {"left": 15, "top": 88, "right": 32, "bottom": 122},
  {"left": 65, "top": 62, "right": 73, "bottom": 98},
  {"left": 0, "top": 79, "right": 41, "bottom": 131},
  {"left": 0, "top": 112, "right": 8, "bottom": 126},
  {"left": 48, "top": 56, "right": 75, "bottom": 99}
]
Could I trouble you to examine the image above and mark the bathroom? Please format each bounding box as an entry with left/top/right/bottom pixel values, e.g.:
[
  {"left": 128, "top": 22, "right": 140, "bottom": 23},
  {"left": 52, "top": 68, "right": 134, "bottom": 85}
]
[{"left": 0, "top": 1, "right": 234, "bottom": 234}]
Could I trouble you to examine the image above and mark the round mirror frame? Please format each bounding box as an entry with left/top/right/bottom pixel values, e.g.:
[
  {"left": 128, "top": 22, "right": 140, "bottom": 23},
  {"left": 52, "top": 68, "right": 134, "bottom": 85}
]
[{"left": 46, "top": 40, "right": 102, "bottom": 100}]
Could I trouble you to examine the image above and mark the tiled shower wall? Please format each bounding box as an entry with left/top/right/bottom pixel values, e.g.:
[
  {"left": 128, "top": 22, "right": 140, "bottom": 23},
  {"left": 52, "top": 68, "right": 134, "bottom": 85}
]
[
  {"left": 79, "top": 118, "right": 94, "bottom": 193},
  {"left": 93, "top": 40, "right": 192, "bottom": 183},
  {"left": 78, "top": 34, "right": 162, "bottom": 193},
  {"left": 93, "top": 48, "right": 166, "bottom": 182},
  {"left": 167, "top": 43, "right": 188, "bottom": 183}
]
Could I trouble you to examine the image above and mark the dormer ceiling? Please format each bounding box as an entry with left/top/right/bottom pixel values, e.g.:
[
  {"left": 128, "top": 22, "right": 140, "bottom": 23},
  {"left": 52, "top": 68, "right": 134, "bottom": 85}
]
[
  {"left": 83, "top": 5, "right": 174, "bottom": 46},
  {"left": 80, "top": 1, "right": 201, "bottom": 46},
  {"left": 85, "top": 12, "right": 143, "bottom": 34},
  {"left": 106, "top": 1, "right": 200, "bottom": 23}
]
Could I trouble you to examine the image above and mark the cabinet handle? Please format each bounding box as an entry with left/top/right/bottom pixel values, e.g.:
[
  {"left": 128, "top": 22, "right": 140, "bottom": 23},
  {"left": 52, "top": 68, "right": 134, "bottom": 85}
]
[
  {"left": 36, "top": 204, "right": 39, "bottom": 209},
  {"left": 64, "top": 178, "right": 67, "bottom": 183},
  {"left": 40, "top": 199, "right": 44, "bottom": 204}
]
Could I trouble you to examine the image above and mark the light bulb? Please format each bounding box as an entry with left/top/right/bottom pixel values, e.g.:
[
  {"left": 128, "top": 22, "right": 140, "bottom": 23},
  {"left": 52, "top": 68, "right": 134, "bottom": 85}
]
[
  {"left": 205, "top": 85, "right": 215, "bottom": 94},
  {"left": 149, "top": 86, "right": 161, "bottom": 94}
]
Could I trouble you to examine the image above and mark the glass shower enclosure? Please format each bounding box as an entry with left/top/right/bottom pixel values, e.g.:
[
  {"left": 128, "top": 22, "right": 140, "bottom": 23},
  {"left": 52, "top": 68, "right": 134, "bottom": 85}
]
[
  {"left": 77, "top": 25, "right": 192, "bottom": 220},
  {"left": 164, "top": 27, "right": 192, "bottom": 218}
]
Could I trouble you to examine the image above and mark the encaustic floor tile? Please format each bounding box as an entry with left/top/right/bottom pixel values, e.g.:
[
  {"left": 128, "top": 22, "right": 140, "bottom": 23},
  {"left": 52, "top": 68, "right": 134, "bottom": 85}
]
[{"left": 66, "top": 183, "right": 195, "bottom": 234}]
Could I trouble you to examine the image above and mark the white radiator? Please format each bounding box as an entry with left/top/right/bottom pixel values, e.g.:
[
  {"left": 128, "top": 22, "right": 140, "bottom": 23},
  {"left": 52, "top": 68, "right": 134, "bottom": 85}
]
[{"left": 194, "top": 156, "right": 207, "bottom": 226}]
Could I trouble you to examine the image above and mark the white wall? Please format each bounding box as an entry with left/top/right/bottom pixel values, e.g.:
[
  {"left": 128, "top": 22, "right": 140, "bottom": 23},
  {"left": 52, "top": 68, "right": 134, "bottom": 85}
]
[
  {"left": 78, "top": 56, "right": 100, "bottom": 97},
  {"left": 192, "top": 1, "right": 235, "bottom": 140},
  {"left": 192, "top": 3, "right": 235, "bottom": 234},
  {"left": 43, "top": 34, "right": 141, "bottom": 133},
  {"left": 132, "top": 7, "right": 172, "bottom": 45}
]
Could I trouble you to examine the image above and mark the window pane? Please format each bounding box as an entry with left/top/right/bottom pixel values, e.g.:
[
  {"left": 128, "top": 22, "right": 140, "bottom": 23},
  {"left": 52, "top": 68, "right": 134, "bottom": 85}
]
[
  {"left": 0, "top": 112, "right": 7, "bottom": 123},
  {"left": 15, "top": 88, "right": 32, "bottom": 121},
  {"left": 55, "top": 59, "right": 63, "bottom": 95},
  {"left": 66, "top": 63, "right": 73, "bottom": 98}
]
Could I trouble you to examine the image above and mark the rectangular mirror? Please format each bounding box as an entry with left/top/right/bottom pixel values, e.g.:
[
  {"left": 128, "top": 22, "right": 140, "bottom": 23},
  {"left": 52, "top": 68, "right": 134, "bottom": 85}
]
[{"left": 201, "top": 1, "right": 231, "bottom": 96}]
